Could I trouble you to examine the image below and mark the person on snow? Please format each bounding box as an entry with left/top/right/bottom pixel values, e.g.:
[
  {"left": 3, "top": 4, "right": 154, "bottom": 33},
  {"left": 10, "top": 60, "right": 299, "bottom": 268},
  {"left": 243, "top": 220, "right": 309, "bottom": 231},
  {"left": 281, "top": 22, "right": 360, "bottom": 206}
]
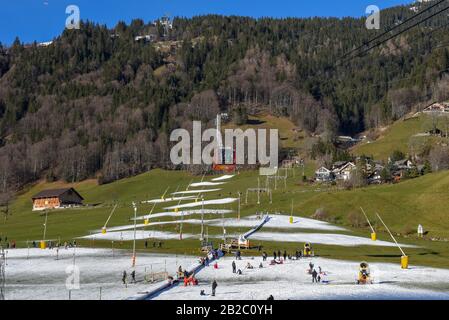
[
  {"left": 205, "top": 256, "right": 210, "bottom": 266},
  {"left": 131, "top": 270, "right": 136, "bottom": 283},
  {"left": 212, "top": 280, "right": 218, "bottom": 296},
  {"left": 200, "top": 290, "right": 206, "bottom": 296},
  {"left": 318, "top": 266, "right": 322, "bottom": 274},
  {"left": 262, "top": 251, "right": 267, "bottom": 261},
  {"left": 246, "top": 262, "right": 254, "bottom": 269},
  {"left": 277, "top": 250, "right": 281, "bottom": 260},
  {"left": 144, "top": 240, "right": 148, "bottom": 249},
  {"left": 259, "top": 262, "right": 264, "bottom": 268},
  {"left": 267, "top": 295, "right": 274, "bottom": 300},
  {"left": 309, "top": 262, "right": 314, "bottom": 271},
  {"left": 273, "top": 251, "right": 277, "bottom": 260},
  {"left": 232, "top": 261, "right": 237, "bottom": 273},
  {"left": 283, "top": 251, "right": 287, "bottom": 261},
  {"left": 122, "top": 271, "right": 127, "bottom": 285},
  {"left": 312, "top": 269, "right": 318, "bottom": 283}
]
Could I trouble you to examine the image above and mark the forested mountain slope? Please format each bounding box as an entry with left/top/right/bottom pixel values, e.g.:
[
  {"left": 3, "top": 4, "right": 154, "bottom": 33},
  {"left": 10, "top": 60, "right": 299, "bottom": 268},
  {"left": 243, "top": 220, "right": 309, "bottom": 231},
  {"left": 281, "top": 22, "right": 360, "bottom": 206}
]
[{"left": 1, "top": 1, "right": 449, "bottom": 193}]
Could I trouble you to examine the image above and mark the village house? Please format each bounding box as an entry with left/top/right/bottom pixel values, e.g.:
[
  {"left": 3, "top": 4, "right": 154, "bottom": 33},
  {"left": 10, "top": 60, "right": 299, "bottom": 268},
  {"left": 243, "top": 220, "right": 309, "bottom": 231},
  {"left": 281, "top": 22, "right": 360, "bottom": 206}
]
[
  {"left": 32, "top": 188, "right": 84, "bottom": 211},
  {"left": 315, "top": 167, "right": 333, "bottom": 182},
  {"left": 332, "top": 162, "right": 356, "bottom": 181}
]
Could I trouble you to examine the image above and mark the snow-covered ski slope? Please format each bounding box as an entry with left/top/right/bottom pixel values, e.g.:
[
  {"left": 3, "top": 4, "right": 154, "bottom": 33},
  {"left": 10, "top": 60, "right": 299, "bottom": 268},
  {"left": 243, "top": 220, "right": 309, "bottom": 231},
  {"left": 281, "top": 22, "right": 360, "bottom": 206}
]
[
  {"left": 3, "top": 248, "right": 198, "bottom": 300},
  {"left": 153, "top": 256, "right": 449, "bottom": 300},
  {"left": 5, "top": 248, "right": 449, "bottom": 300}
]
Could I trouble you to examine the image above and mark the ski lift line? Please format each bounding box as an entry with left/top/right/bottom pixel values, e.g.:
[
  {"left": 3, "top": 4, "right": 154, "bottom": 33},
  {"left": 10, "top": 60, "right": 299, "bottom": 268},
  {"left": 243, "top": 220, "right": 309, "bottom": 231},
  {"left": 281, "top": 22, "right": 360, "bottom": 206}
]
[
  {"left": 345, "top": 4, "right": 449, "bottom": 63},
  {"left": 341, "top": 0, "right": 448, "bottom": 60},
  {"left": 375, "top": 212, "right": 407, "bottom": 257},
  {"left": 360, "top": 207, "right": 375, "bottom": 233},
  {"left": 103, "top": 204, "right": 118, "bottom": 229}
]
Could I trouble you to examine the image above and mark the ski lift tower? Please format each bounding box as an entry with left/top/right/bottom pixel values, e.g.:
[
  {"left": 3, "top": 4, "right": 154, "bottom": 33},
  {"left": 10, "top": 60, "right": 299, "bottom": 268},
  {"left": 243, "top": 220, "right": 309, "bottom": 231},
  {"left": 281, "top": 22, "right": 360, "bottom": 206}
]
[
  {"left": 213, "top": 113, "right": 236, "bottom": 172},
  {"left": 0, "top": 246, "right": 5, "bottom": 300},
  {"left": 160, "top": 13, "right": 173, "bottom": 38}
]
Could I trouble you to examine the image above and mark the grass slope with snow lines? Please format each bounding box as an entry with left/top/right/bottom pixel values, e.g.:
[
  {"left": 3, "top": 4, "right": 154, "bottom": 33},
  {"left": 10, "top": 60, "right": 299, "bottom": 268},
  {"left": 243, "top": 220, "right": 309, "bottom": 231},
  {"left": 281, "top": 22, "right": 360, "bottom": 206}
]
[
  {"left": 4, "top": 167, "right": 449, "bottom": 269},
  {"left": 154, "top": 256, "right": 449, "bottom": 300},
  {"left": 164, "top": 198, "right": 238, "bottom": 210}
]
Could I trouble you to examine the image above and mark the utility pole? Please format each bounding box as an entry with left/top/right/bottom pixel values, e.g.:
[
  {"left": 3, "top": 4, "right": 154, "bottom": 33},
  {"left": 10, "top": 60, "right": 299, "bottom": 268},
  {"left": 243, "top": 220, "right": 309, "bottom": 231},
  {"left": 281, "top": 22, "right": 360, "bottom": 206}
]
[
  {"left": 132, "top": 202, "right": 137, "bottom": 268},
  {"left": 238, "top": 192, "right": 241, "bottom": 221},
  {"left": 200, "top": 197, "right": 205, "bottom": 241},
  {"left": 0, "top": 246, "right": 5, "bottom": 300}
]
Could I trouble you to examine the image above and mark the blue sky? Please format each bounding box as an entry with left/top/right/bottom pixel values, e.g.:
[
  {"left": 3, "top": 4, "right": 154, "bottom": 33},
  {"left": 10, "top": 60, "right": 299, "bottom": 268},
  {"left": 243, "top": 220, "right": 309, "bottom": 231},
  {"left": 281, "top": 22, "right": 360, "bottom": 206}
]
[{"left": 0, "top": 0, "right": 415, "bottom": 45}]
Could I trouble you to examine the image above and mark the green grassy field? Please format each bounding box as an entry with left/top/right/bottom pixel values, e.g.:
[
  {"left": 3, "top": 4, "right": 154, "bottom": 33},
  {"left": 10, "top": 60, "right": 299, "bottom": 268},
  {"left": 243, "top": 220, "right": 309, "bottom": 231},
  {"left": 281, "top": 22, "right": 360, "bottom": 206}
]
[
  {"left": 352, "top": 114, "right": 442, "bottom": 160},
  {"left": 2, "top": 167, "right": 449, "bottom": 268}
]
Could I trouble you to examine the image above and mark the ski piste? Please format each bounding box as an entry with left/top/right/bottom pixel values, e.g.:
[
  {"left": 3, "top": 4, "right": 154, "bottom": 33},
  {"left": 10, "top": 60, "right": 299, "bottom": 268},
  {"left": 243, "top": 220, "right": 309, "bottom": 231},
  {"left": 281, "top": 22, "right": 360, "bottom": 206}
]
[{"left": 127, "top": 215, "right": 270, "bottom": 300}]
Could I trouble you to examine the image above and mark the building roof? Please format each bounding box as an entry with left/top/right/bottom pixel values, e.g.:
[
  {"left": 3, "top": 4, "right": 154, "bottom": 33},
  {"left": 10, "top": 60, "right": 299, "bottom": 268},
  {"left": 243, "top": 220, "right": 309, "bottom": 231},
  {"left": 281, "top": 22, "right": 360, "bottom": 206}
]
[{"left": 32, "top": 188, "right": 84, "bottom": 200}]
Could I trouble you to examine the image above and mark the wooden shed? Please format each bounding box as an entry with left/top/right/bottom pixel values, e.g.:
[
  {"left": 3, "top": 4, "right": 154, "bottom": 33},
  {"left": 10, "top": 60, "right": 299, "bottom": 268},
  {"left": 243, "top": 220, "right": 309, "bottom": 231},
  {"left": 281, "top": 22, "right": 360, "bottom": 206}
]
[{"left": 32, "top": 188, "right": 84, "bottom": 211}]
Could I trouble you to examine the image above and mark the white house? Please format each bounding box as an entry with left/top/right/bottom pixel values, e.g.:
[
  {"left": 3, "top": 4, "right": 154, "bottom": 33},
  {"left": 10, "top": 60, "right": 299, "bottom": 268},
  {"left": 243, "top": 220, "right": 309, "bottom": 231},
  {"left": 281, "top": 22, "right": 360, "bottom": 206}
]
[
  {"left": 315, "top": 167, "right": 333, "bottom": 182},
  {"left": 332, "top": 162, "right": 356, "bottom": 181}
]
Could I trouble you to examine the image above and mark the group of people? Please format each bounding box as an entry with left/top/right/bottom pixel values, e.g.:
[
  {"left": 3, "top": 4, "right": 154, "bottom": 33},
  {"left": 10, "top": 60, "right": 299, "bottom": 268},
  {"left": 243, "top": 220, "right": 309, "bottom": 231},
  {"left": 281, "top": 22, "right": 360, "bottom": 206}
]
[
  {"left": 122, "top": 270, "right": 136, "bottom": 285},
  {"left": 144, "top": 241, "right": 163, "bottom": 249},
  {"left": 309, "top": 262, "right": 326, "bottom": 283},
  {"left": 0, "top": 236, "right": 15, "bottom": 249}
]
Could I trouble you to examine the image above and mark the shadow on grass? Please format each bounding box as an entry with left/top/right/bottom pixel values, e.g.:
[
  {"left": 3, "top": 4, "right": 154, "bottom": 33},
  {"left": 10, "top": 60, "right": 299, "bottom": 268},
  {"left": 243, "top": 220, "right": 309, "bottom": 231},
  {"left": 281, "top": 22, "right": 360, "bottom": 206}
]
[{"left": 247, "top": 119, "right": 266, "bottom": 125}]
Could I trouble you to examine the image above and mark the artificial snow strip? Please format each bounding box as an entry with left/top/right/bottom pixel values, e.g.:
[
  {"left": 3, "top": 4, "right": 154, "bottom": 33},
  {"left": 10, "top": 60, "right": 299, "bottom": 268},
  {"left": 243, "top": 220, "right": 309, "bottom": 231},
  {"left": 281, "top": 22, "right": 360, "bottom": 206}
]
[
  {"left": 141, "top": 196, "right": 196, "bottom": 204},
  {"left": 164, "top": 198, "right": 238, "bottom": 210},
  {"left": 211, "top": 175, "right": 235, "bottom": 181},
  {"left": 189, "top": 182, "right": 226, "bottom": 187},
  {"left": 132, "top": 209, "right": 234, "bottom": 220},
  {"left": 171, "top": 189, "right": 221, "bottom": 195}
]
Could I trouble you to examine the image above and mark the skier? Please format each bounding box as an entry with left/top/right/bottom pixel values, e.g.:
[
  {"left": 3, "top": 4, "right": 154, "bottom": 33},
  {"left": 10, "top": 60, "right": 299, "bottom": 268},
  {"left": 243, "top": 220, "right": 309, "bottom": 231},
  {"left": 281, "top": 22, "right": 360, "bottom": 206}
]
[
  {"left": 318, "top": 266, "right": 322, "bottom": 274},
  {"left": 232, "top": 261, "right": 236, "bottom": 273},
  {"left": 283, "top": 250, "right": 287, "bottom": 261},
  {"left": 312, "top": 269, "right": 318, "bottom": 283},
  {"left": 131, "top": 270, "right": 136, "bottom": 283},
  {"left": 122, "top": 271, "right": 127, "bottom": 285},
  {"left": 267, "top": 295, "right": 274, "bottom": 300},
  {"left": 144, "top": 240, "right": 148, "bottom": 249},
  {"left": 277, "top": 250, "right": 281, "bottom": 260},
  {"left": 309, "top": 262, "right": 314, "bottom": 271},
  {"left": 273, "top": 251, "right": 277, "bottom": 260},
  {"left": 212, "top": 280, "right": 218, "bottom": 296},
  {"left": 262, "top": 251, "right": 267, "bottom": 261}
]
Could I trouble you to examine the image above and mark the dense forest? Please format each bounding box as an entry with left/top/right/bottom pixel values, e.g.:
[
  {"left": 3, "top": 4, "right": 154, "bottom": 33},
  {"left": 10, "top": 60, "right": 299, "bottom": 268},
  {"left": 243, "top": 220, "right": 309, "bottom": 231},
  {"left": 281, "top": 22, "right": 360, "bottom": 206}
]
[{"left": 1, "top": 1, "right": 449, "bottom": 194}]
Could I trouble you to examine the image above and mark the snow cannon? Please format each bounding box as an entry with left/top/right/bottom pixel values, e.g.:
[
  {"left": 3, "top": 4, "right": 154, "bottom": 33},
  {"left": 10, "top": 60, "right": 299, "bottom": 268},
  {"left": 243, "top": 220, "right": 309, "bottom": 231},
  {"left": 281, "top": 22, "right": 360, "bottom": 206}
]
[
  {"left": 40, "top": 240, "right": 46, "bottom": 249},
  {"left": 371, "top": 232, "right": 377, "bottom": 241},
  {"left": 357, "top": 262, "right": 373, "bottom": 285},
  {"left": 175, "top": 207, "right": 179, "bottom": 213},
  {"left": 144, "top": 219, "right": 149, "bottom": 226},
  {"left": 101, "top": 227, "right": 107, "bottom": 234},
  {"left": 289, "top": 216, "right": 294, "bottom": 224},
  {"left": 303, "top": 243, "right": 314, "bottom": 257},
  {"left": 401, "top": 255, "right": 409, "bottom": 269}
]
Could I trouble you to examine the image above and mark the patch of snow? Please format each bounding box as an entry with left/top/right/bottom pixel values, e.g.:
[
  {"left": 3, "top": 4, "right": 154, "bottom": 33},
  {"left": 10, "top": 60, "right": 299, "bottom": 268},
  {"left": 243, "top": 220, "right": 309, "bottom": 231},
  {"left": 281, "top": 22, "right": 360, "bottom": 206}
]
[
  {"left": 154, "top": 256, "right": 449, "bottom": 300},
  {"left": 211, "top": 175, "right": 235, "bottom": 181},
  {"left": 3, "top": 248, "right": 198, "bottom": 300},
  {"left": 248, "top": 232, "right": 416, "bottom": 248},
  {"left": 141, "top": 196, "right": 196, "bottom": 204},
  {"left": 164, "top": 198, "right": 238, "bottom": 210},
  {"left": 133, "top": 209, "right": 233, "bottom": 220},
  {"left": 172, "top": 189, "right": 221, "bottom": 195},
  {"left": 81, "top": 230, "right": 193, "bottom": 241},
  {"left": 189, "top": 182, "right": 225, "bottom": 187}
]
